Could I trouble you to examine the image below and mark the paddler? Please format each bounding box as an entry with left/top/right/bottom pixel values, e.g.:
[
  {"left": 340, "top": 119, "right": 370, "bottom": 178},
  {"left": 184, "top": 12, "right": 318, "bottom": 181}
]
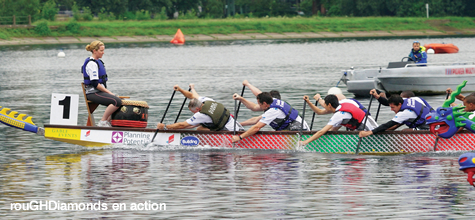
[
  {"left": 299, "top": 94, "right": 377, "bottom": 146},
  {"left": 156, "top": 84, "right": 243, "bottom": 131},
  {"left": 370, "top": 89, "right": 433, "bottom": 110},
  {"left": 359, "top": 94, "right": 432, "bottom": 138},
  {"left": 312, "top": 87, "right": 377, "bottom": 124},
  {"left": 231, "top": 92, "right": 309, "bottom": 143}
]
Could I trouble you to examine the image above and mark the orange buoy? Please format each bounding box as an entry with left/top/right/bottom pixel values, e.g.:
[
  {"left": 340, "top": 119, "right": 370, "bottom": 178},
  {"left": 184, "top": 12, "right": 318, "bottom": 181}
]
[{"left": 170, "top": 29, "right": 185, "bottom": 45}]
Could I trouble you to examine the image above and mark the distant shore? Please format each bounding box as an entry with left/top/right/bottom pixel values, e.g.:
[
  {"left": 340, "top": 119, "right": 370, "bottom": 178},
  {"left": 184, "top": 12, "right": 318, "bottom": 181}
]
[
  {"left": 1, "top": 17, "right": 475, "bottom": 46},
  {"left": 1, "top": 29, "right": 474, "bottom": 46}
]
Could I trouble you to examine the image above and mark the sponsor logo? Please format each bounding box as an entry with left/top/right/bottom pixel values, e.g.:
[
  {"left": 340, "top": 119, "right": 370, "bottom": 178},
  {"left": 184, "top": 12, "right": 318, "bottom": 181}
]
[
  {"left": 85, "top": 130, "right": 90, "bottom": 137},
  {"left": 111, "top": 131, "right": 123, "bottom": 143},
  {"left": 181, "top": 136, "right": 199, "bottom": 146},
  {"left": 46, "top": 128, "right": 81, "bottom": 140},
  {"left": 208, "top": 103, "right": 218, "bottom": 114},
  {"left": 167, "top": 134, "right": 175, "bottom": 144},
  {"left": 122, "top": 132, "right": 151, "bottom": 145}
]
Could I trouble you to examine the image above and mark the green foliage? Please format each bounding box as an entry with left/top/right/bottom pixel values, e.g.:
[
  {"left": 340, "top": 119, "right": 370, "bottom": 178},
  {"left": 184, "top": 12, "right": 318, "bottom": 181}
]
[
  {"left": 136, "top": 10, "right": 151, "bottom": 20},
  {"left": 120, "top": 11, "right": 135, "bottom": 20},
  {"left": 154, "top": 7, "right": 168, "bottom": 20},
  {"left": 72, "top": 3, "right": 81, "bottom": 20},
  {"left": 180, "top": 9, "right": 198, "bottom": 20},
  {"left": 0, "top": 0, "right": 41, "bottom": 22},
  {"left": 0, "top": 31, "right": 8, "bottom": 40},
  {"left": 66, "top": 20, "right": 81, "bottom": 33},
  {"left": 98, "top": 8, "right": 116, "bottom": 21},
  {"left": 34, "top": 20, "right": 51, "bottom": 36},
  {"left": 41, "top": 0, "right": 59, "bottom": 21},
  {"left": 81, "top": 7, "right": 93, "bottom": 21}
]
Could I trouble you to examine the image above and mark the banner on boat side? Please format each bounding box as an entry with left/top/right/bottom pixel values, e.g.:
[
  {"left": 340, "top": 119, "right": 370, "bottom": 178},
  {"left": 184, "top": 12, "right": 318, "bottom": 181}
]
[
  {"left": 80, "top": 130, "right": 180, "bottom": 145},
  {"left": 45, "top": 128, "right": 82, "bottom": 140}
]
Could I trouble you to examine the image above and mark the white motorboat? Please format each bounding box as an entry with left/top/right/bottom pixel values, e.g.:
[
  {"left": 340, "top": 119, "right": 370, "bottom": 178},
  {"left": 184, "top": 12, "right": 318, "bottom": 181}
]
[{"left": 341, "top": 59, "right": 475, "bottom": 96}]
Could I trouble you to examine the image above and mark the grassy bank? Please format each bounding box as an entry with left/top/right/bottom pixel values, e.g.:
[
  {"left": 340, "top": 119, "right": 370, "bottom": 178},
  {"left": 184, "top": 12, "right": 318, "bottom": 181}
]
[{"left": 1, "top": 16, "right": 475, "bottom": 40}]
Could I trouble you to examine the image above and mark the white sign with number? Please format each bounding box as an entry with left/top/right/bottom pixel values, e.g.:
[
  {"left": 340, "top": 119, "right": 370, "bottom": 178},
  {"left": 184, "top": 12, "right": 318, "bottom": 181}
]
[{"left": 50, "top": 93, "right": 79, "bottom": 125}]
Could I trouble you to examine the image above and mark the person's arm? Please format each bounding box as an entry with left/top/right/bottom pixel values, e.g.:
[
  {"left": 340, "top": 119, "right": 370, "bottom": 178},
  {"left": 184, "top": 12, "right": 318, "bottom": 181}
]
[
  {"left": 231, "top": 121, "right": 266, "bottom": 143},
  {"left": 299, "top": 124, "right": 333, "bottom": 145},
  {"left": 233, "top": 93, "right": 261, "bottom": 111},
  {"left": 156, "top": 121, "right": 196, "bottom": 130},
  {"left": 174, "top": 84, "right": 198, "bottom": 99},
  {"left": 370, "top": 89, "right": 389, "bottom": 106},
  {"left": 303, "top": 95, "right": 330, "bottom": 115},
  {"left": 359, "top": 120, "right": 400, "bottom": 137},
  {"left": 243, "top": 80, "right": 262, "bottom": 97},
  {"left": 95, "top": 83, "right": 115, "bottom": 95},
  {"left": 239, "top": 116, "right": 262, "bottom": 126},
  {"left": 419, "top": 51, "right": 427, "bottom": 63}
]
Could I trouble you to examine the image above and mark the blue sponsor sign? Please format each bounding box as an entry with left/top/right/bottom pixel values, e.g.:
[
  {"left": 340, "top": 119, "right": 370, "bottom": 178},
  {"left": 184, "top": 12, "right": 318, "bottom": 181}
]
[{"left": 181, "top": 136, "right": 199, "bottom": 146}]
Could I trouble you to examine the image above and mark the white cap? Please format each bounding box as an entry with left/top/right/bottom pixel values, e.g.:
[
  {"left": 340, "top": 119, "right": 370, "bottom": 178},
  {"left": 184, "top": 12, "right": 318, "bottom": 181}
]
[
  {"left": 327, "top": 87, "right": 343, "bottom": 95},
  {"left": 427, "top": 48, "right": 435, "bottom": 54}
]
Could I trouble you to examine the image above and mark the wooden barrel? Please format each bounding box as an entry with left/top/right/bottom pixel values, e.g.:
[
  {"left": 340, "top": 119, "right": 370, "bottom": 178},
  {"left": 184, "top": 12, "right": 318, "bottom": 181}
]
[{"left": 111, "top": 100, "right": 149, "bottom": 128}]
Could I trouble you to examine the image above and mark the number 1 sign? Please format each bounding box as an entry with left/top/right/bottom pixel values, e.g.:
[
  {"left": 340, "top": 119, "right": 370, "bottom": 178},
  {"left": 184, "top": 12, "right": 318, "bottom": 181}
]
[{"left": 50, "top": 93, "right": 79, "bottom": 125}]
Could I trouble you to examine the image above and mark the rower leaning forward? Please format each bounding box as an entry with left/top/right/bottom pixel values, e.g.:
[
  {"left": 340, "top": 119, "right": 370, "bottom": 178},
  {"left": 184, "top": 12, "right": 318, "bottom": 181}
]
[
  {"left": 156, "top": 84, "right": 244, "bottom": 131},
  {"left": 231, "top": 91, "right": 309, "bottom": 143}
]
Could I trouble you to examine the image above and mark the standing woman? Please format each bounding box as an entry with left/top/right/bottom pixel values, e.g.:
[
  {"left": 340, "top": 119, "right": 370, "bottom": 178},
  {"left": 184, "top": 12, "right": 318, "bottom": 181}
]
[{"left": 82, "top": 40, "right": 122, "bottom": 127}]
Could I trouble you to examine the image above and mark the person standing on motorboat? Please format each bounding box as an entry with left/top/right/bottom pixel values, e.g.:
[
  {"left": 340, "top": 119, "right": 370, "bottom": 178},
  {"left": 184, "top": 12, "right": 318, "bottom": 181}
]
[
  {"left": 359, "top": 95, "right": 432, "bottom": 138},
  {"left": 299, "top": 94, "right": 377, "bottom": 146},
  {"left": 409, "top": 41, "right": 427, "bottom": 64},
  {"left": 82, "top": 40, "right": 122, "bottom": 127}
]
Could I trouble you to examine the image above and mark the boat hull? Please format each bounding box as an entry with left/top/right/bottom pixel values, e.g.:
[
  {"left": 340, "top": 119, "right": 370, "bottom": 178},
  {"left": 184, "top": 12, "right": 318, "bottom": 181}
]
[
  {"left": 43, "top": 125, "right": 475, "bottom": 155},
  {"left": 343, "top": 62, "right": 475, "bottom": 96},
  {"left": 376, "top": 65, "right": 475, "bottom": 94}
]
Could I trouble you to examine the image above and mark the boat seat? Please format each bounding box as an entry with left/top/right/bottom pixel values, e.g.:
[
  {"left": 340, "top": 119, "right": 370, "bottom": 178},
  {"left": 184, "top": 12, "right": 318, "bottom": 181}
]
[
  {"left": 81, "top": 83, "right": 99, "bottom": 126},
  {"left": 81, "top": 83, "right": 130, "bottom": 126},
  {"left": 387, "top": 61, "right": 415, "bottom": 68}
]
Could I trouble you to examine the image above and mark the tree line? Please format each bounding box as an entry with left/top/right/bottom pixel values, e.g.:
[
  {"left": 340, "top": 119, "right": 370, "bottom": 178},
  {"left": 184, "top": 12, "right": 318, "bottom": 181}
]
[{"left": 1, "top": 0, "right": 474, "bottom": 22}]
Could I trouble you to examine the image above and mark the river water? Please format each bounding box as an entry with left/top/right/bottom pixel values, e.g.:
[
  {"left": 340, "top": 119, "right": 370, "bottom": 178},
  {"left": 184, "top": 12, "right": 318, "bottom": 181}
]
[{"left": 1, "top": 37, "right": 475, "bottom": 218}]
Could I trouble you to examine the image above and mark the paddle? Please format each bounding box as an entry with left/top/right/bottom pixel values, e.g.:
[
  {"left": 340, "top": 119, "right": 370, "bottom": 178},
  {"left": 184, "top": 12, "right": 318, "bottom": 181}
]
[
  {"left": 433, "top": 93, "right": 451, "bottom": 151},
  {"left": 174, "top": 87, "right": 191, "bottom": 123},
  {"left": 233, "top": 85, "right": 246, "bottom": 146},
  {"left": 375, "top": 102, "right": 381, "bottom": 122},
  {"left": 299, "top": 100, "right": 307, "bottom": 141},
  {"left": 151, "top": 90, "right": 176, "bottom": 142},
  {"left": 233, "top": 85, "right": 246, "bottom": 133},
  {"left": 355, "top": 95, "right": 374, "bottom": 155},
  {"left": 310, "top": 100, "right": 318, "bottom": 131},
  {"left": 374, "top": 89, "right": 382, "bottom": 122}
]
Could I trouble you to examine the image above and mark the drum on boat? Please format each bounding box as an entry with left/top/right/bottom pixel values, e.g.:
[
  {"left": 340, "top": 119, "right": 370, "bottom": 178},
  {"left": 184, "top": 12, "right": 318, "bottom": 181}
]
[{"left": 111, "top": 100, "right": 149, "bottom": 128}]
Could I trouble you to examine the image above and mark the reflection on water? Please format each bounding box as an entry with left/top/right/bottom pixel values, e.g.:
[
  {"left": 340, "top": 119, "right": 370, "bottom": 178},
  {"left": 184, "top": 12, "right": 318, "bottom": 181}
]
[
  {"left": 1, "top": 149, "right": 474, "bottom": 218},
  {"left": 2, "top": 37, "right": 475, "bottom": 218}
]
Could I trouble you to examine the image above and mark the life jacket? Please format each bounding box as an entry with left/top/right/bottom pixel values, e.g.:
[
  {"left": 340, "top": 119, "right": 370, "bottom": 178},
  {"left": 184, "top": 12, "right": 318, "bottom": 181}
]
[
  {"left": 349, "top": 98, "right": 370, "bottom": 115},
  {"left": 199, "top": 101, "right": 230, "bottom": 131},
  {"left": 400, "top": 98, "right": 431, "bottom": 128},
  {"left": 267, "top": 99, "right": 299, "bottom": 131},
  {"left": 337, "top": 103, "right": 366, "bottom": 130},
  {"left": 81, "top": 58, "right": 108, "bottom": 87}
]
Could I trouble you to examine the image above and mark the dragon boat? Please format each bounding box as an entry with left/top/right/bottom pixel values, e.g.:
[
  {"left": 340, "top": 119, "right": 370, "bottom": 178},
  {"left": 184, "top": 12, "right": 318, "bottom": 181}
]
[
  {"left": 2, "top": 81, "right": 475, "bottom": 155},
  {"left": 1, "top": 108, "right": 475, "bottom": 155}
]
